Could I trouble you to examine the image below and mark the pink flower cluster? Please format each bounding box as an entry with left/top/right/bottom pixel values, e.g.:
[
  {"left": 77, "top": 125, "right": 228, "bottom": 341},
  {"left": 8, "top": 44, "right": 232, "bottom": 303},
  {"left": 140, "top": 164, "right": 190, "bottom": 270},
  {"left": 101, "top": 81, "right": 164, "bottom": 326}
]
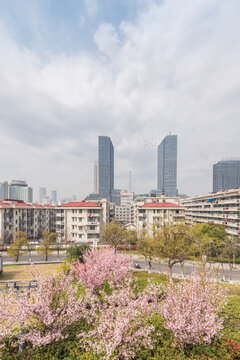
[
  {"left": 161, "top": 273, "right": 228, "bottom": 348},
  {"left": 73, "top": 247, "right": 132, "bottom": 292},
  {"left": 80, "top": 281, "right": 163, "bottom": 360}
]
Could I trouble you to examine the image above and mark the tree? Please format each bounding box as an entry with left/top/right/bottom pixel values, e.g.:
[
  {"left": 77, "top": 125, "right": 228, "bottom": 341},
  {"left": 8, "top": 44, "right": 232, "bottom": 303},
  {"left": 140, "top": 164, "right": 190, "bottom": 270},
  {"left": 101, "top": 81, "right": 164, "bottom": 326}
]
[
  {"left": 37, "top": 231, "right": 55, "bottom": 261},
  {"left": 73, "top": 247, "right": 132, "bottom": 293},
  {"left": 7, "top": 231, "right": 28, "bottom": 262},
  {"left": 66, "top": 243, "right": 90, "bottom": 263},
  {"left": 101, "top": 222, "right": 127, "bottom": 252},
  {"left": 161, "top": 272, "right": 227, "bottom": 350},
  {"left": 193, "top": 222, "right": 228, "bottom": 263},
  {"left": 137, "top": 228, "right": 156, "bottom": 270},
  {"left": 127, "top": 229, "right": 138, "bottom": 245},
  {"left": 155, "top": 223, "right": 196, "bottom": 277},
  {"left": 222, "top": 236, "right": 239, "bottom": 281}
]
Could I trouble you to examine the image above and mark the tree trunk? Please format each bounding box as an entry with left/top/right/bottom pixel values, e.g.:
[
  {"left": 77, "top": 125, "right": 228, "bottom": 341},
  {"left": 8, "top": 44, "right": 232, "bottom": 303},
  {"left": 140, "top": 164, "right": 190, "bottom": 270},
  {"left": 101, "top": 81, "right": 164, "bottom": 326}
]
[
  {"left": 180, "top": 262, "right": 185, "bottom": 278},
  {"left": 168, "top": 262, "right": 173, "bottom": 278},
  {"left": 229, "top": 263, "right": 233, "bottom": 281}
]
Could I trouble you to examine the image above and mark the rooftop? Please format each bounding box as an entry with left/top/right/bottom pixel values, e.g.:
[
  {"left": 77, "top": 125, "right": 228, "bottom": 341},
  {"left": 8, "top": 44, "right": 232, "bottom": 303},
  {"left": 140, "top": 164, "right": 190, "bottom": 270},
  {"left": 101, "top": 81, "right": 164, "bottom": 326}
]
[
  {"left": 59, "top": 201, "right": 100, "bottom": 208},
  {"left": 141, "top": 202, "right": 182, "bottom": 208}
]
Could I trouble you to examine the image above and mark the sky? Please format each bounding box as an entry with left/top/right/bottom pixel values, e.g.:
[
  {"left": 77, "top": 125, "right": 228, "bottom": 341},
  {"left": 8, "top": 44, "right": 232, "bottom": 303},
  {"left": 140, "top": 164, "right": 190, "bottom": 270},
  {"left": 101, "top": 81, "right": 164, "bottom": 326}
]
[{"left": 0, "top": 0, "right": 240, "bottom": 201}]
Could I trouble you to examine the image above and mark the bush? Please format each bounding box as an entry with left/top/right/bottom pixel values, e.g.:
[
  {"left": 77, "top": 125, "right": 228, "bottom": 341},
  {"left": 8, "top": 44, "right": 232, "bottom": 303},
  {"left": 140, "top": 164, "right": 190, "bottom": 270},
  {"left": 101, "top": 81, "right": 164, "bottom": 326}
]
[{"left": 66, "top": 244, "right": 90, "bottom": 263}]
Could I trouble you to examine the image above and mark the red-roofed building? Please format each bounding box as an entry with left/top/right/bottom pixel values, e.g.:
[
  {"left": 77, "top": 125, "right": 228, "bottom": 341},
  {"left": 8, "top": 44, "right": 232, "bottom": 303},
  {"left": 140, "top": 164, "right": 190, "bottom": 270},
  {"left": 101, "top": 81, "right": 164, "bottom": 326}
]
[
  {"left": 137, "top": 201, "right": 185, "bottom": 230},
  {"left": 56, "top": 201, "right": 103, "bottom": 244},
  {"left": 0, "top": 201, "right": 56, "bottom": 244}
]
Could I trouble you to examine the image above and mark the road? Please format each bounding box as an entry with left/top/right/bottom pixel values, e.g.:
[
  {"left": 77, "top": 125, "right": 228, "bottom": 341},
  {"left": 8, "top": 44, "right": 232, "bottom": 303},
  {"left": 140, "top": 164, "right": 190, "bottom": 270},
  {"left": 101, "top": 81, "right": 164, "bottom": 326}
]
[{"left": 2, "top": 251, "right": 240, "bottom": 283}]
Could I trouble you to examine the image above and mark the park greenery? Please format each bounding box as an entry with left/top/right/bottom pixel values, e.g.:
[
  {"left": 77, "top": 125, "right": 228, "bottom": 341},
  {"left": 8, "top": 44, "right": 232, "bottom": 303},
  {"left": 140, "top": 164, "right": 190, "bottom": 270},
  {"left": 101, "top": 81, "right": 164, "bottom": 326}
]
[{"left": 1, "top": 247, "right": 240, "bottom": 359}]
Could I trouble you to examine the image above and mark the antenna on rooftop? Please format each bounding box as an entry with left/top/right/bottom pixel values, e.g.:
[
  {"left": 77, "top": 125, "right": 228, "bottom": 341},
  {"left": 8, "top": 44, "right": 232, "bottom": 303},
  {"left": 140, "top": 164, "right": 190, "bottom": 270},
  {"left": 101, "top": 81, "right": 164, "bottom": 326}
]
[{"left": 129, "top": 170, "right": 132, "bottom": 193}]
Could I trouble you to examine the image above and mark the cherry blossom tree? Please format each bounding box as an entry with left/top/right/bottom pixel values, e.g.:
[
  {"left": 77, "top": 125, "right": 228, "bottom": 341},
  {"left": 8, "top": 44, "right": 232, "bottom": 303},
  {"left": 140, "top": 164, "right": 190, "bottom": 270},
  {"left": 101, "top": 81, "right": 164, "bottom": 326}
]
[
  {"left": 79, "top": 281, "right": 163, "bottom": 360},
  {"left": 73, "top": 247, "right": 132, "bottom": 293},
  {"left": 160, "top": 272, "right": 228, "bottom": 349}
]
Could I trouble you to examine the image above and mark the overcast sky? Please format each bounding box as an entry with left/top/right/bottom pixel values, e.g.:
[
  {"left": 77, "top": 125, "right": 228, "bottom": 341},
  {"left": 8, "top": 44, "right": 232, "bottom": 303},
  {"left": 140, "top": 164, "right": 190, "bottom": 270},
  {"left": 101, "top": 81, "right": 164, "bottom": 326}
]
[{"left": 0, "top": 0, "right": 239, "bottom": 201}]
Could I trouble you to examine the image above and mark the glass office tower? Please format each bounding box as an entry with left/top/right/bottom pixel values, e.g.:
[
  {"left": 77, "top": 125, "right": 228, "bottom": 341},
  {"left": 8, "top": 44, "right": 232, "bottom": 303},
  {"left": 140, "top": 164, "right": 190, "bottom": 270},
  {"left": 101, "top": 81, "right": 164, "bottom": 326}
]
[
  {"left": 213, "top": 160, "right": 240, "bottom": 192},
  {"left": 98, "top": 136, "right": 114, "bottom": 200},
  {"left": 157, "top": 134, "right": 178, "bottom": 196}
]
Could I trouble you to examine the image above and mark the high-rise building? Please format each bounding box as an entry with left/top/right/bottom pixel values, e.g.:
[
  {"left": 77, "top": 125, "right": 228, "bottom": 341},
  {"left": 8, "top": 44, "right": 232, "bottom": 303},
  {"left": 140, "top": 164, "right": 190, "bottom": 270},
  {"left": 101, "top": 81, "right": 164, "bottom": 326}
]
[
  {"left": 9, "top": 180, "right": 33, "bottom": 203},
  {"left": 94, "top": 161, "right": 99, "bottom": 194},
  {"left": 157, "top": 134, "right": 178, "bottom": 197},
  {"left": 0, "top": 181, "right": 9, "bottom": 200},
  {"left": 213, "top": 160, "right": 240, "bottom": 192},
  {"left": 39, "top": 187, "right": 47, "bottom": 204},
  {"left": 51, "top": 190, "right": 57, "bottom": 204},
  {"left": 98, "top": 136, "right": 114, "bottom": 200}
]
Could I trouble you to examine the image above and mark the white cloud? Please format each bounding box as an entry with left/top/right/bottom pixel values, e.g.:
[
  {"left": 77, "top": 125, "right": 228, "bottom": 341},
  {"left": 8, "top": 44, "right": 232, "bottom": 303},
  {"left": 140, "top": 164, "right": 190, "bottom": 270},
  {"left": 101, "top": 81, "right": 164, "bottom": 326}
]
[{"left": 0, "top": 0, "right": 240, "bottom": 200}]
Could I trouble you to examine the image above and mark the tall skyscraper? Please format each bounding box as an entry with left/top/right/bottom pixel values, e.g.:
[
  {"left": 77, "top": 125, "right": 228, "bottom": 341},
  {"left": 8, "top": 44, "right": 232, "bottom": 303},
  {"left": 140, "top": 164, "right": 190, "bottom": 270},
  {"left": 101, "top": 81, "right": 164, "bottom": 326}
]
[
  {"left": 94, "top": 161, "right": 99, "bottom": 194},
  {"left": 213, "top": 160, "right": 240, "bottom": 192},
  {"left": 157, "top": 134, "right": 178, "bottom": 197},
  {"left": 39, "top": 187, "right": 47, "bottom": 204},
  {"left": 98, "top": 136, "right": 114, "bottom": 200},
  {"left": 51, "top": 190, "right": 57, "bottom": 204}
]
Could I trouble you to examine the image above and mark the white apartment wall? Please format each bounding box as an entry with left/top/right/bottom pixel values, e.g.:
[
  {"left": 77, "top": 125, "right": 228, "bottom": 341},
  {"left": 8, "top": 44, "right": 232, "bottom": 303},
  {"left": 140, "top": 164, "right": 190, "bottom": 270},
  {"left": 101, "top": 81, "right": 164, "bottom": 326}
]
[
  {"left": 137, "top": 207, "right": 185, "bottom": 231},
  {"left": 182, "top": 189, "right": 240, "bottom": 237},
  {"left": 56, "top": 206, "right": 103, "bottom": 244}
]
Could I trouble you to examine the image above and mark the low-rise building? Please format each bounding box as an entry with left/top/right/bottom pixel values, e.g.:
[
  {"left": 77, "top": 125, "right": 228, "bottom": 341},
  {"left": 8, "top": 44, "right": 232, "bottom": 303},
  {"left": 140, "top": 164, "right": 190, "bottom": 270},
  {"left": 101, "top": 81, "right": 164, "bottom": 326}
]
[
  {"left": 181, "top": 189, "right": 240, "bottom": 237},
  {"left": 0, "top": 200, "right": 56, "bottom": 244},
  {"left": 56, "top": 201, "right": 103, "bottom": 245},
  {"left": 137, "top": 202, "right": 185, "bottom": 230}
]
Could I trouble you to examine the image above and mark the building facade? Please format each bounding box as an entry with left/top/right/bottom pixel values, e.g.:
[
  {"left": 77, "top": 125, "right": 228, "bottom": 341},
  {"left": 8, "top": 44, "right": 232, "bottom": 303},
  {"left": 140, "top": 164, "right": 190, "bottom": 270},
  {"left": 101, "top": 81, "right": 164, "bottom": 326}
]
[
  {"left": 137, "top": 202, "right": 185, "bottom": 230},
  {"left": 0, "top": 181, "right": 9, "bottom": 201},
  {"left": 56, "top": 201, "right": 103, "bottom": 245},
  {"left": 213, "top": 160, "right": 240, "bottom": 192},
  {"left": 157, "top": 134, "right": 178, "bottom": 197},
  {"left": 0, "top": 200, "right": 56, "bottom": 244},
  {"left": 182, "top": 188, "right": 240, "bottom": 237},
  {"left": 9, "top": 180, "right": 33, "bottom": 203},
  {"left": 98, "top": 136, "right": 114, "bottom": 200}
]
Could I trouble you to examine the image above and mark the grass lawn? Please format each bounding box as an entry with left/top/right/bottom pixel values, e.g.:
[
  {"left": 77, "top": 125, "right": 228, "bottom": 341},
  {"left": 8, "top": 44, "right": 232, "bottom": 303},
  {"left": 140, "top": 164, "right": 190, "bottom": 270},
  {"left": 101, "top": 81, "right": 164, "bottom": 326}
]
[{"left": 0, "top": 263, "right": 60, "bottom": 281}]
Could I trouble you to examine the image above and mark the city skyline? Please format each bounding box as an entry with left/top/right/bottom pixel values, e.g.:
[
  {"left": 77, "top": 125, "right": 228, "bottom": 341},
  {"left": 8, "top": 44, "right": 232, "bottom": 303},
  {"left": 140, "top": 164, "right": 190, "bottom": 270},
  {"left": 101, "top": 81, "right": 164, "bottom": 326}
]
[{"left": 0, "top": 1, "right": 239, "bottom": 199}]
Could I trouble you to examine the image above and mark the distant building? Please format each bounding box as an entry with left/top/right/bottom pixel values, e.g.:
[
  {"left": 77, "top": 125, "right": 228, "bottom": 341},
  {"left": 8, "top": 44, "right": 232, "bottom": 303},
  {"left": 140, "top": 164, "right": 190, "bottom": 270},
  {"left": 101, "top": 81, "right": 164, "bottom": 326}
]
[
  {"left": 98, "top": 136, "right": 114, "bottom": 200},
  {"left": 111, "top": 189, "right": 121, "bottom": 206},
  {"left": 120, "top": 190, "right": 134, "bottom": 206},
  {"left": 39, "top": 187, "right": 47, "bottom": 204},
  {"left": 42, "top": 196, "right": 51, "bottom": 205},
  {"left": 157, "top": 134, "right": 178, "bottom": 197},
  {"left": 0, "top": 181, "right": 9, "bottom": 201},
  {"left": 9, "top": 180, "right": 33, "bottom": 203},
  {"left": 51, "top": 190, "right": 57, "bottom": 204},
  {"left": 213, "top": 160, "right": 240, "bottom": 192}
]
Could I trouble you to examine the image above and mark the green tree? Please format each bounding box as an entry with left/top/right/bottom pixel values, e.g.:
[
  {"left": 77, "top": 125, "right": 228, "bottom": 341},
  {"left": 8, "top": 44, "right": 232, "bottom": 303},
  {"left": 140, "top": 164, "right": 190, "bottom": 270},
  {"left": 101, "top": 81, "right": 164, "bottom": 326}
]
[
  {"left": 37, "top": 231, "right": 56, "bottom": 261},
  {"left": 7, "top": 231, "right": 28, "bottom": 262},
  {"left": 137, "top": 229, "right": 156, "bottom": 270},
  {"left": 126, "top": 229, "right": 138, "bottom": 246},
  {"left": 193, "top": 222, "right": 228, "bottom": 264},
  {"left": 155, "top": 223, "right": 196, "bottom": 277},
  {"left": 66, "top": 243, "right": 90, "bottom": 263},
  {"left": 101, "top": 222, "right": 126, "bottom": 252},
  {"left": 222, "top": 236, "right": 239, "bottom": 281}
]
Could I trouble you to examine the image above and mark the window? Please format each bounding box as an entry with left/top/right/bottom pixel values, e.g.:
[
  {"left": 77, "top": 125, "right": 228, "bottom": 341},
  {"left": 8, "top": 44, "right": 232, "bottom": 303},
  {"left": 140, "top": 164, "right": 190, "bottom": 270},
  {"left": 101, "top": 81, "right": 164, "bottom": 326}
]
[{"left": 78, "top": 234, "right": 82, "bottom": 238}]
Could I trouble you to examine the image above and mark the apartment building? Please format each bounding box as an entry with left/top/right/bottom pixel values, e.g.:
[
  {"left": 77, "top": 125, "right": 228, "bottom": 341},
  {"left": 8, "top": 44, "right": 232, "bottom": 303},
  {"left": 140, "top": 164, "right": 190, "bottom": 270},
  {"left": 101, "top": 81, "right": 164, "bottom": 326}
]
[
  {"left": 182, "top": 189, "right": 240, "bottom": 237},
  {"left": 114, "top": 205, "right": 135, "bottom": 225},
  {"left": 56, "top": 201, "right": 103, "bottom": 244},
  {"left": 0, "top": 200, "right": 56, "bottom": 244},
  {"left": 137, "top": 202, "right": 185, "bottom": 230}
]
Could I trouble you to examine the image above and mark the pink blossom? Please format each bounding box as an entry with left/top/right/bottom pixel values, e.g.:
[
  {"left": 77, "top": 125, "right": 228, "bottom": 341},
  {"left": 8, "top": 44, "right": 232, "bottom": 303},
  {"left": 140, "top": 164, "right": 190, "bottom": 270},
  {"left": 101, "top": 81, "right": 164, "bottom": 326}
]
[
  {"left": 160, "top": 273, "right": 228, "bottom": 348},
  {"left": 73, "top": 247, "right": 132, "bottom": 293}
]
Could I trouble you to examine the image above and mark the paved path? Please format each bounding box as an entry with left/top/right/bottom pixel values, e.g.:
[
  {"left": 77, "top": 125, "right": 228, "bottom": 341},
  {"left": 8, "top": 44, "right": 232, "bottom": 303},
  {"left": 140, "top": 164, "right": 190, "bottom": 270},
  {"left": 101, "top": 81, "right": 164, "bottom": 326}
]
[{"left": 2, "top": 251, "right": 240, "bottom": 283}]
